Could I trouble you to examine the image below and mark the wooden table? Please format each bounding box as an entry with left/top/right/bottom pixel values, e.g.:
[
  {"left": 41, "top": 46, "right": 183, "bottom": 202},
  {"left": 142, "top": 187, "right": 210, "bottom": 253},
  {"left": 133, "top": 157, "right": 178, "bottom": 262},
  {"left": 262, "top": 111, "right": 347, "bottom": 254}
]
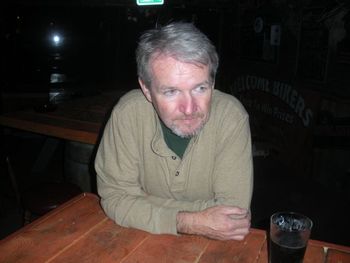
[
  {"left": 0, "top": 91, "right": 125, "bottom": 144},
  {"left": 0, "top": 193, "right": 349, "bottom": 263}
]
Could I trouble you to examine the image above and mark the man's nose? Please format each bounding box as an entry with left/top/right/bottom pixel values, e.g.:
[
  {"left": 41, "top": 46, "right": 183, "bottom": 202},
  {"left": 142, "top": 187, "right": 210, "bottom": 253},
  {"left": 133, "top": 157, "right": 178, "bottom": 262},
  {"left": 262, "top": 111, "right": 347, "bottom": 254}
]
[{"left": 179, "top": 93, "right": 197, "bottom": 115}]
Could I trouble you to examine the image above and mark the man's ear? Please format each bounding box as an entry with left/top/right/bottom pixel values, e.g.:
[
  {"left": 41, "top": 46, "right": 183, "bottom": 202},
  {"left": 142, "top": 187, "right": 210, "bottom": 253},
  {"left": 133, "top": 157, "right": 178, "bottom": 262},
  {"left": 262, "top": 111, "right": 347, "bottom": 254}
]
[{"left": 138, "top": 78, "right": 152, "bottom": 102}]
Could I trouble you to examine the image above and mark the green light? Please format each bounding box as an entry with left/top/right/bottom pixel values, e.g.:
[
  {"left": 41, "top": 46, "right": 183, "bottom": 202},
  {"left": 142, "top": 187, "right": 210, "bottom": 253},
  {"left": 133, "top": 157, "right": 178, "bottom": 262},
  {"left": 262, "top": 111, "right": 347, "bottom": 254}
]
[{"left": 136, "top": 0, "right": 164, "bottom": 6}]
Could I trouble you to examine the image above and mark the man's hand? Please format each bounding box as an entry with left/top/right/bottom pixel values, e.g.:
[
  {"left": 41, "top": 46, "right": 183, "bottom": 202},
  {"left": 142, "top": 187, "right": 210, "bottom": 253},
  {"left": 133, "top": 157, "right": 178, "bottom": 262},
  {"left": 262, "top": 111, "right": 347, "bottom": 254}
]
[{"left": 176, "top": 206, "right": 250, "bottom": 241}]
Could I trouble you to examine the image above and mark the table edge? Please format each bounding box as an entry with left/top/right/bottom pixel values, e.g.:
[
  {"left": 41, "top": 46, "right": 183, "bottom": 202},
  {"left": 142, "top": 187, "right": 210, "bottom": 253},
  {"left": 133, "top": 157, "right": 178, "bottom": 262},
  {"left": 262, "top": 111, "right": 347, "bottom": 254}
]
[{"left": 0, "top": 192, "right": 98, "bottom": 245}]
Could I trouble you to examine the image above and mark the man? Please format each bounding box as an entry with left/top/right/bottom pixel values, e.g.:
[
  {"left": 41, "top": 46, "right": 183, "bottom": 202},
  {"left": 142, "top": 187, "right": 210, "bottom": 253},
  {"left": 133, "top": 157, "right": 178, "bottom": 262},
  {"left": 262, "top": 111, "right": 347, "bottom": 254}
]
[{"left": 95, "top": 22, "right": 253, "bottom": 241}]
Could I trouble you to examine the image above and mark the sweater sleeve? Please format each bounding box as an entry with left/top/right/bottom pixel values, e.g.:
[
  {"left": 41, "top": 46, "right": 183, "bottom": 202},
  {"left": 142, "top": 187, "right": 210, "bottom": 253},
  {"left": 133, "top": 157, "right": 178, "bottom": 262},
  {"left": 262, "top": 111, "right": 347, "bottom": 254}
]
[
  {"left": 211, "top": 108, "right": 253, "bottom": 210},
  {"left": 95, "top": 105, "right": 184, "bottom": 234}
]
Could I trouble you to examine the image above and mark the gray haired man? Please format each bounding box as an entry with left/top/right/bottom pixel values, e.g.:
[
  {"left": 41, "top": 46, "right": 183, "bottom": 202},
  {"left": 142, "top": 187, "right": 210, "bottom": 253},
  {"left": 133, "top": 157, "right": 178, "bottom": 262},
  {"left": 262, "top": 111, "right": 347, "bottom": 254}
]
[{"left": 95, "top": 22, "right": 253, "bottom": 240}]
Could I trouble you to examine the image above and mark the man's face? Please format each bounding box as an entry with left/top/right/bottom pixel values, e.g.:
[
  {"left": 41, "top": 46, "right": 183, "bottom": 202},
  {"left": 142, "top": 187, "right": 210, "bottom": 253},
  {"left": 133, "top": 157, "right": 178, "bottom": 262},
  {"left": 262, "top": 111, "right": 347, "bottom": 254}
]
[{"left": 139, "top": 55, "right": 213, "bottom": 138}]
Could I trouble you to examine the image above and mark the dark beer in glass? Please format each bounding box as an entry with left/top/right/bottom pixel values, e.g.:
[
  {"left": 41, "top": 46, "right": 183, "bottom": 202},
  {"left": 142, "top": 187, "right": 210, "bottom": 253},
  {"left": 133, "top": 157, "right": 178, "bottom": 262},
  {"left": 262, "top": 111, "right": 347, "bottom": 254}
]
[{"left": 269, "top": 212, "right": 312, "bottom": 263}]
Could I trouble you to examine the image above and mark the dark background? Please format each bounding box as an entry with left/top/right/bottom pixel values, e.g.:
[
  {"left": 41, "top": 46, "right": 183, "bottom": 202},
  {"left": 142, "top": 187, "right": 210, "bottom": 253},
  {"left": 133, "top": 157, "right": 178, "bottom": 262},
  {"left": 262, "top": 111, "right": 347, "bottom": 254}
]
[{"left": 1, "top": 0, "right": 350, "bottom": 246}]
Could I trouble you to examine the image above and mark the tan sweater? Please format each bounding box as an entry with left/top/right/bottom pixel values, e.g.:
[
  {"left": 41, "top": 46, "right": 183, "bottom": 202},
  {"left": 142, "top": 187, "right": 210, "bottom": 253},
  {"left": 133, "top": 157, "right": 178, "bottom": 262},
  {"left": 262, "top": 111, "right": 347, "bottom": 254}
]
[{"left": 95, "top": 89, "right": 253, "bottom": 235}]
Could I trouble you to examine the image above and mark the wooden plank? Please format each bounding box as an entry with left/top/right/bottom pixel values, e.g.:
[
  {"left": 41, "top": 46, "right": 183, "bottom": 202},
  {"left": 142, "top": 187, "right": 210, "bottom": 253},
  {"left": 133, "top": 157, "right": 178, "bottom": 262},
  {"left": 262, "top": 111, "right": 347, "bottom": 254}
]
[
  {"left": 0, "top": 193, "right": 105, "bottom": 263},
  {"left": 50, "top": 220, "right": 150, "bottom": 263},
  {"left": 309, "top": 239, "right": 350, "bottom": 252},
  {"left": 304, "top": 243, "right": 325, "bottom": 263},
  {"left": 326, "top": 248, "right": 350, "bottom": 263},
  {"left": 0, "top": 114, "right": 99, "bottom": 144},
  {"left": 46, "top": 109, "right": 107, "bottom": 124},
  {"left": 0, "top": 91, "right": 122, "bottom": 144},
  {"left": 256, "top": 240, "right": 268, "bottom": 263},
  {"left": 55, "top": 93, "right": 119, "bottom": 113},
  {"left": 0, "top": 111, "right": 101, "bottom": 132},
  {"left": 121, "top": 234, "right": 210, "bottom": 263},
  {"left": 199, "top": 240, "right": 246, "bottom": 263},
  {"left": 198, "top": 230, "right": 266, "bottom": 263}
]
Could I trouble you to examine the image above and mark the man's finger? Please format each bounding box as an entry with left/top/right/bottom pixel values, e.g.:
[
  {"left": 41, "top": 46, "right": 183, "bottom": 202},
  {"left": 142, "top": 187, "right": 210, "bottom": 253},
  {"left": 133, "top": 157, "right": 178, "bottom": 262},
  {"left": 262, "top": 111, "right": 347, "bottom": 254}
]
[{"left": 219, "top": 206, "right": 248, "bottom": 216}]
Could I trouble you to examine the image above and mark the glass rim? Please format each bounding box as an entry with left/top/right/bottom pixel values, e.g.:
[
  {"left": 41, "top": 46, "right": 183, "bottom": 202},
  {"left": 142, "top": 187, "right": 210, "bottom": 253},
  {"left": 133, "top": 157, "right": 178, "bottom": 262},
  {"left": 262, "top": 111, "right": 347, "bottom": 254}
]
[{"left": 271, "top": 211, "right": 313, "bottom": 230}]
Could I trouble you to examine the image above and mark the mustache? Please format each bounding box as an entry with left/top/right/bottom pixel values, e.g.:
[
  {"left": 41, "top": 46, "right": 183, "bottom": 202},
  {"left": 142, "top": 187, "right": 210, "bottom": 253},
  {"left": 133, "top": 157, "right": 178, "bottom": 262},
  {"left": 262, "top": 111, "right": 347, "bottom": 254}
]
[{"left": 174, "top": 113, "right": 204, "bottom": 120}]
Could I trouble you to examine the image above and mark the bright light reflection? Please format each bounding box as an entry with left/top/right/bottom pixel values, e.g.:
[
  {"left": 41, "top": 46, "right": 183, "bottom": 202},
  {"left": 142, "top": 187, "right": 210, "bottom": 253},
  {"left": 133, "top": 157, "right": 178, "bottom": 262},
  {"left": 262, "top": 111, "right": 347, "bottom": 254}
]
[{"left": 52, "top": 34, "right": 62, "bottom": 46}]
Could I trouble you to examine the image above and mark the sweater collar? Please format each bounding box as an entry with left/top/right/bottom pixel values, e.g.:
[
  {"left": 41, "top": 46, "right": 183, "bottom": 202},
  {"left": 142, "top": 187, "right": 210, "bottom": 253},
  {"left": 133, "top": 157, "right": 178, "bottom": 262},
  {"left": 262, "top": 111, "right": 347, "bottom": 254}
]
[{"left": 151, "top": 114, "right": 199, "bottom": 157}]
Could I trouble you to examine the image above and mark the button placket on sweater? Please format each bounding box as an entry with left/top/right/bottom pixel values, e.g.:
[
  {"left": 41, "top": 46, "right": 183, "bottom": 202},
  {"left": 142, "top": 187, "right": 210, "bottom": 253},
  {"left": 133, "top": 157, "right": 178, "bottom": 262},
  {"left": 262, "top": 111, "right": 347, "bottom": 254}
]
[
  {"left": 165, "top": 154, "right": 187, "bottom": 192},
  {"left": 167, "top": 155, "right": 180, "bottom": 176},
  {"left": 169, "top": 137, "right": 197, "bottom": 192},
  {"left": 152, "top": 132, "right": 185, "bottom": 191}
]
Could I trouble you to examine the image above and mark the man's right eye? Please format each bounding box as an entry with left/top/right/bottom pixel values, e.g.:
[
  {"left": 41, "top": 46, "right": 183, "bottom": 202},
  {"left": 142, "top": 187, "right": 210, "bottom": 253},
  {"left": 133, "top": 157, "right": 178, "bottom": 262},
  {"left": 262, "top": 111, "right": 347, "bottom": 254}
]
[{"left": 164, "top": 89, "right": 178, "bottom": 96}]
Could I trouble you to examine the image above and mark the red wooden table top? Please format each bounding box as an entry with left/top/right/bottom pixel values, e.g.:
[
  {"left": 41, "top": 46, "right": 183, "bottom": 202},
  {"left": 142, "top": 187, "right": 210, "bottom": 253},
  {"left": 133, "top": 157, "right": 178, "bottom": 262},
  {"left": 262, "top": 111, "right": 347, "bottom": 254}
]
[{"left": 0, "top": 193, "right": 349, "bottom": 263}]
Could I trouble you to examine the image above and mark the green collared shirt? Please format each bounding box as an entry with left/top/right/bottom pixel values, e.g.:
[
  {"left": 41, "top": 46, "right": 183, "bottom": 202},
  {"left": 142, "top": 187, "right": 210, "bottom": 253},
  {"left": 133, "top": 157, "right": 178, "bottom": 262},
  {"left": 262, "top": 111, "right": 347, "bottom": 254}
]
[{"left": 160, "top": 120, "right": 191, "bottom": 159}]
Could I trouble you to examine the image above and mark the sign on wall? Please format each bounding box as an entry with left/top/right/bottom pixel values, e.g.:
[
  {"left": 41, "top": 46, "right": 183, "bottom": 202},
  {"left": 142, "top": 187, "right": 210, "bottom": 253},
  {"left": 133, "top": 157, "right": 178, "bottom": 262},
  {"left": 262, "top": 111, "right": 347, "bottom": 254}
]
[{"left": 231, "top": 74, "right": 321, "bottom": 178}]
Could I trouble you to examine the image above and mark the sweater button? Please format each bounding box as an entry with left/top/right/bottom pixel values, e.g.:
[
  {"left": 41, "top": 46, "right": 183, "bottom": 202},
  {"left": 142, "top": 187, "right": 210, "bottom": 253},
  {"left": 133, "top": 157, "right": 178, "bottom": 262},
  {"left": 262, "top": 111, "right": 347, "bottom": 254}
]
[
  {"left": 172, "top": 156, "right": 177, "bottom": 160},
  {"left": 175, "top": 171, "right": 180, "bottom": 176}
]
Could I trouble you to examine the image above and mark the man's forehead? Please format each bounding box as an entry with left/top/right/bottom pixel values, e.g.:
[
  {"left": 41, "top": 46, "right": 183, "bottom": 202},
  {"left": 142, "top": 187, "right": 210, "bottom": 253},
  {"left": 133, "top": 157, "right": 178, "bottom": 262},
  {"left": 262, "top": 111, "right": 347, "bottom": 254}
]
[{"left": 150, "top": 53, "right": 207, "bottom": 71}]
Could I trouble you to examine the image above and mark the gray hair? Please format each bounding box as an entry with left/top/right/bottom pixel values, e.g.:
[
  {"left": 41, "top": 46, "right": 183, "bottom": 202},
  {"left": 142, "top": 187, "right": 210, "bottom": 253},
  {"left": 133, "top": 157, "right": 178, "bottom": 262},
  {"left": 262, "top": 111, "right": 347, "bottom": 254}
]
[{"left": 136, "top": 22, "right": 219, "bottom": 88}]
